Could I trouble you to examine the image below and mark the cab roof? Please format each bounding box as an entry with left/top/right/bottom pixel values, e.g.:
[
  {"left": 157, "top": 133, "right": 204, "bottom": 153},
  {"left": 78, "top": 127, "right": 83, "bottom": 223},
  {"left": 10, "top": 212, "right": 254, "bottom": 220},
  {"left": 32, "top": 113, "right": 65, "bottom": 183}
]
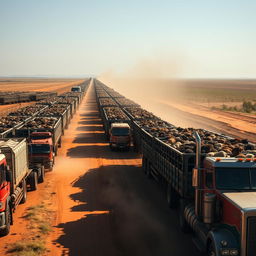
[
  {"left": 206, "top": 157, "right": 256, "bottom": 168},
  {"left": 111, "top": 123, "right": 130, "bottom": 128}
]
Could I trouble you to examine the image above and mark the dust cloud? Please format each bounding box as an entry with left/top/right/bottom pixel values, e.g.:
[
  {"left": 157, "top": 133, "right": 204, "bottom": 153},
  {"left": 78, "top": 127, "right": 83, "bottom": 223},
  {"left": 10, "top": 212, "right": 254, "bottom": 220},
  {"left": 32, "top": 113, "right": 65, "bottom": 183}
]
[{"left": 98, "top": 57, "right": 191, "bottom": 127}]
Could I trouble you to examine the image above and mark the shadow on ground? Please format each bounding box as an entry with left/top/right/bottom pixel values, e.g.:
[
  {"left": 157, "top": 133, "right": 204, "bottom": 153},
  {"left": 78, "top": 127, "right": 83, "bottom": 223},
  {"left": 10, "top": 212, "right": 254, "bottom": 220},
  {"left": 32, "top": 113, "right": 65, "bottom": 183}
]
[
  {"left": 72, "top": 132, "right": 106, "bottom": 144},
  {"left": 54, "top": 165, "right": 198, "bottom": 256},
  {"left": 67, "top": 145, "right": 140, "bottom": 159},
  {"left": 76, "top": 125, "right": 103, "bottom": 132}
]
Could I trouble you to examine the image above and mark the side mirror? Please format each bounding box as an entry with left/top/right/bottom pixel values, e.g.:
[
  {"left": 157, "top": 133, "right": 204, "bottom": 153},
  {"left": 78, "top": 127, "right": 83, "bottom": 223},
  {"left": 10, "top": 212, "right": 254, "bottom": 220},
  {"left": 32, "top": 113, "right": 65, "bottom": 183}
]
[{"left": 192, "top": 168, "right": 198, "bottom": 187}]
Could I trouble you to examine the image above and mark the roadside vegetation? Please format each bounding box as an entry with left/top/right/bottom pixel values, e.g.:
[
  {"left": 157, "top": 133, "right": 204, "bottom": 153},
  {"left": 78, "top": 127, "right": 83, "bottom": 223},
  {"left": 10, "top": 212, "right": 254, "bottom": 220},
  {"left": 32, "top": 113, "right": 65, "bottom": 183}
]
[
  {"left": 212, "top": 100, "right": 256, "bottom": 113},
  {"left": 7, "top": 203, "right": 54, "bottom": 256}
]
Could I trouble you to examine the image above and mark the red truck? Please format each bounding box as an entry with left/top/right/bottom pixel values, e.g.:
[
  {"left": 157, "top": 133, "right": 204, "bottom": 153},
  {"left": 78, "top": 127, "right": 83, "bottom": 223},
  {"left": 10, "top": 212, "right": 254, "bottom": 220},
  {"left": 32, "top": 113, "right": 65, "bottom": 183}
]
[
  {"left": 29, "top": 132, "right": 55, "bottom": 171},
  {"left": 15, "top": 117, "right": 62, "bottom": 171},
  {"left": 109, "top": 123, "right": 131, "bottom": 150},
  {"left": 142, "top": 130, "right": 256, "bottom": 256},
  {"left": 0, "top": 138, "right": 44, "bottom": 236}
]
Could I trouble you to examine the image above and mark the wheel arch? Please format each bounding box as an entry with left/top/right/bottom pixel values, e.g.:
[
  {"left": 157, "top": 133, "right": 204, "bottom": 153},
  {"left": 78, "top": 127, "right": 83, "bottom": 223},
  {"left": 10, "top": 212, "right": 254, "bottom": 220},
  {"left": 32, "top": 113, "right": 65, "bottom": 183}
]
[{"left": 207, "top": 228, "right": 240, "bottom": 255}]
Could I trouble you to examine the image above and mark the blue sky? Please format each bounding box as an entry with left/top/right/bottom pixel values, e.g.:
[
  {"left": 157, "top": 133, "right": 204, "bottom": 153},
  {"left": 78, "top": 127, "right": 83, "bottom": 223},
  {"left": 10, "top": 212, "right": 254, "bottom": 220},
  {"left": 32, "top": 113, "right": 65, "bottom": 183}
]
[{"left": 0, "top": 0, "right": 256, "bottom": 78}]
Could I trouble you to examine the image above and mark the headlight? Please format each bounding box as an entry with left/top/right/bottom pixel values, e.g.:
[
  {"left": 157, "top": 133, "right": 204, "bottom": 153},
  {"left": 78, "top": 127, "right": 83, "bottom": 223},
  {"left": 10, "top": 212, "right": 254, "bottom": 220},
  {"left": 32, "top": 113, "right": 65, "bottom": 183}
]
[
  {"left": 230, "top": 250, "right": 239, "bottom": 256},
  {"left": 221, "top": 249, "right": 230, "bottom": 256}
]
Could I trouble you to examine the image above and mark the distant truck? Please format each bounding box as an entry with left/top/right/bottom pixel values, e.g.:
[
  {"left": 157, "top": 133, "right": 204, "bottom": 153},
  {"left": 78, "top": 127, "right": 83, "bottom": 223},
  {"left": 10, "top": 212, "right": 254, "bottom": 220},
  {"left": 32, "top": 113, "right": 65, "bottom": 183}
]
[
  {"left": 0, "top": 138, "right": 44, "bottom": 236},
  {"left": 71, "top": 86, "right": 82, "bottom": 92},
  {"left": 28, "top": 132, "right": 55, "bottom": 171},
  {"left": 109, "top": 123, "right": 131, "bottom": 150}
]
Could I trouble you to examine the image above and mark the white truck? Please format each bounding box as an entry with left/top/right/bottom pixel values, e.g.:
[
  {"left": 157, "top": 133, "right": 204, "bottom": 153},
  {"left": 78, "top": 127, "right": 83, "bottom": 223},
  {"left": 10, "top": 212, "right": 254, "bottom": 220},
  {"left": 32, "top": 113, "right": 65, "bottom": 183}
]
[
  {"left": 71, "top": 86, "right": 82, "bottom": 92},
  {"left": 0, "top": 138, "right": 44, "bottom": 236}
]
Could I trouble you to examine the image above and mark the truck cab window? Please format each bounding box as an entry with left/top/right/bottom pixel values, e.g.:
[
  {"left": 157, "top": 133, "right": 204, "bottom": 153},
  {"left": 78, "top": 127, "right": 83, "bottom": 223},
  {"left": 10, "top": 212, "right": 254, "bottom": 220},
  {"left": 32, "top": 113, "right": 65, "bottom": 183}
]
[
  {"left": 206, "top": 172, "right": 213, "bottom": 188},
  {"left": 0, "top": 164, "right": 6, "bottom": 184}
]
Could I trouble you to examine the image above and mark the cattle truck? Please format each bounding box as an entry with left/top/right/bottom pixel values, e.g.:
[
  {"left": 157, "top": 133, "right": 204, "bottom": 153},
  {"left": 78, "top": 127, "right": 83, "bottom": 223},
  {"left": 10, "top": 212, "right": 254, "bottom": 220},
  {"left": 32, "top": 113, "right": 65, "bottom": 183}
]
[
  {"left": 102, "top": 107, "right": 131, "bottom": 150},
  {"left": 142, "top": 131, "right": 256, "bottom": 256},
  {"left": 0, "top": 138, "right": 44, "bottom": 236}
]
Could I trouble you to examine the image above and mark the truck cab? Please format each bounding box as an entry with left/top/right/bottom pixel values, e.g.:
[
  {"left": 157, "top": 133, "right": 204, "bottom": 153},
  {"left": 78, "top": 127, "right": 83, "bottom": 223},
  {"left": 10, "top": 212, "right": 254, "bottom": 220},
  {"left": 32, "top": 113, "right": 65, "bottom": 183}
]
[
  {"left": 187, "top": 133, "right": 256, "bottom": 256},
  {"left": 29, "top": 132, "right": 54, "bottom": 170},
  {"left": 71, "top": 86, "right": 82, "bottom": 92},
  {"left": 193, "top": 157, "right": 256, "bottom": 256},
  {"left": 109, "top": 123, "right": 131, "bottom": 150}
]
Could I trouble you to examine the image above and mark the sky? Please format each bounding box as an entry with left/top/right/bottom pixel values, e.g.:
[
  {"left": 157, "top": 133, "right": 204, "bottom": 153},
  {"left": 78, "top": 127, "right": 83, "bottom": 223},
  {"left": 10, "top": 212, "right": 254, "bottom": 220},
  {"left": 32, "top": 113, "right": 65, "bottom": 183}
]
[{"left": 0, "top": 0, "right": 256, "bottom": 78}]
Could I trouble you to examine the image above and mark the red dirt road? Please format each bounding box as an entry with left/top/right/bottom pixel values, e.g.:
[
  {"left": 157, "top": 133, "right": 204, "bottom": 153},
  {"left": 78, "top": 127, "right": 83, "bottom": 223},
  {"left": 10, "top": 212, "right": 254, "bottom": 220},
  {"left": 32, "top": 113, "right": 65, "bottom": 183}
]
[{"left": 48, "top": 84, "right": 198, "bottom": 255}]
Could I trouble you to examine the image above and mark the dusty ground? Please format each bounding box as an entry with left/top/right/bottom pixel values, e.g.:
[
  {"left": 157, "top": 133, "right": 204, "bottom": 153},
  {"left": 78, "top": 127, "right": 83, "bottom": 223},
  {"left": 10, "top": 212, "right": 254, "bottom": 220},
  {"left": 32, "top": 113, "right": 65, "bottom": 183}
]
[
  {"left": 157, "top": 100, "right": 256, "bottom": 143},
  {"left": 0, "top": 83, "right": 199, "bottom": 256},
  {"left": 0, "top": 78, "right": 86, "bottom": 115},
  {"left": 99, "top": 77, "right": 256, "bottom": 142},
  {"left": 0, "top": 78, "right": 85, "bottom": 93}
]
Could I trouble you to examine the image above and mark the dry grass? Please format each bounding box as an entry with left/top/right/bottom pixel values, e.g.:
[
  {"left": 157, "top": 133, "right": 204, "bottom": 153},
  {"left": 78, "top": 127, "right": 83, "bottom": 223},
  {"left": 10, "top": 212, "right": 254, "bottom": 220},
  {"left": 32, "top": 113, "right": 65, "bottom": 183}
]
[
  {"left": 7, "top": 240, "right": 46, "bottom": 256},
  {"left": 6, "top": 203, "right": 54, "bottom": 255}
]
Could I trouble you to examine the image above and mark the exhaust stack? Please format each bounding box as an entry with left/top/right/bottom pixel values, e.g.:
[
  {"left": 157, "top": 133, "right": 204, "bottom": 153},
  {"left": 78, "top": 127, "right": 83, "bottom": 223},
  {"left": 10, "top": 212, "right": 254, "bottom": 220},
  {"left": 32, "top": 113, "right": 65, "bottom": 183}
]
[
  {"left": 193, "top": 131, "right": 202, "bottom": 218},
  {"left": 194, "top": 131, "right": 201, "bottom": 170}
]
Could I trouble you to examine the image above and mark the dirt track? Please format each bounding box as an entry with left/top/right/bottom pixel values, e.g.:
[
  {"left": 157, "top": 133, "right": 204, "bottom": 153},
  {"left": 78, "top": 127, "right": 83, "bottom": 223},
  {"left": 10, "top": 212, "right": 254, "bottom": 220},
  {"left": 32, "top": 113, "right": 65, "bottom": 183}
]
[{"left": 48, "top": 84, "right": 199, "bottom": 255}]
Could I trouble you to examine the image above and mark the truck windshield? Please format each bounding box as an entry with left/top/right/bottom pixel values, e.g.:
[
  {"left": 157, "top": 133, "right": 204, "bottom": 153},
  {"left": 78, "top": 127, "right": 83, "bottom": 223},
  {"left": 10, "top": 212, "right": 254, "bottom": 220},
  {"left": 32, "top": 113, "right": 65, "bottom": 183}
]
[
  {"left": 111, "top": 127, "right": 129, "bottom": 136},
  {"left": 30, "top": 144, "right": 51, "bottom": 154},
  {"left": 216, "top": 168, "right": 256, "bottom": 190},
  {"left": 71, "top": 88, "right": 80, "bottom": 92},
  {"left": 31, "top": 135, "right": 51, "bottom": 140}
]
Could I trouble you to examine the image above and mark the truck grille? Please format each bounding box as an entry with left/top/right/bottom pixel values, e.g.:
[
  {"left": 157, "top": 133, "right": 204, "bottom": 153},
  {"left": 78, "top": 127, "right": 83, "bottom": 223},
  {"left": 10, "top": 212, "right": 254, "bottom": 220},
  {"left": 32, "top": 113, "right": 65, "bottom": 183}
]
[{"left": 247, "top": 217, "right": 256, "bottom": 256}]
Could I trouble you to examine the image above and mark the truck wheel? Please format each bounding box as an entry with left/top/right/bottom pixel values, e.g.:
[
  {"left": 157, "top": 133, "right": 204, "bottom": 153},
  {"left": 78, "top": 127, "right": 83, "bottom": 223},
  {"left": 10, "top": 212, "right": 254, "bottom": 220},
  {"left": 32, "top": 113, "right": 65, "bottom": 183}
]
[
  {"left": 167, "top": 184, "right": 179, "bottom": 208},
  {"left": 30, "top": 172, "right": 38, "bottom": 191},
  {"left": 20, "top": 180, "right": 27, "bottom": 204},
  {"left": 179, "top": 199, "right": 191, "bottom": 233},
  {"left": 38, "top": 166, "right": 45, "bottom": 183},
  {"left": 207, "top": 241, "right": 216, "bottom": 256},
  {"left": 0, "top": 203, "right": 11, "bottom": 236}
]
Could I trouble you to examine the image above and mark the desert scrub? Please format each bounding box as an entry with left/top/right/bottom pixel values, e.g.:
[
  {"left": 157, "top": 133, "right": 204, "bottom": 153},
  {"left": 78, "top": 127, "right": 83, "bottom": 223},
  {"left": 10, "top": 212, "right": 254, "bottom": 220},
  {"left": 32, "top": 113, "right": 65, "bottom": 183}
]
[
  {"left": 6, "top": 203, "right": 54, "bottom": 255},
  {"left": 7, "top": 240, "right": 46, "bottom": 256},
  {"left": 214, "top": 100, "right": 256, "bottom": 113},
  {"left": 23, "top": 204, "right": 46, "bottom": 222},
  {"left": 38, "top": 222, "right": 52, "bottom": 234}
]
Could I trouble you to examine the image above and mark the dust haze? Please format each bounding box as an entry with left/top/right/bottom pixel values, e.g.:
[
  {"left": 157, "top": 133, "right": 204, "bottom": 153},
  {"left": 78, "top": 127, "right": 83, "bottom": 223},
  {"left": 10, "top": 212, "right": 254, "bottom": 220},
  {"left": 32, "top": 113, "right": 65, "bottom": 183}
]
[{"left": 98, "top": 57, "right": 193, "bottom": 127}]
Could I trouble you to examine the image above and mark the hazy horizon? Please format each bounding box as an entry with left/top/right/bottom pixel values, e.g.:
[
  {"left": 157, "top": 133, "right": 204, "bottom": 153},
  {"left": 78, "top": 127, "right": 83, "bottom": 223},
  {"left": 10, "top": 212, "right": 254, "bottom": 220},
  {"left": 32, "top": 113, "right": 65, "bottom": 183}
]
[{"left": 1, "top": 1, "right": 256, "bottom": 78}]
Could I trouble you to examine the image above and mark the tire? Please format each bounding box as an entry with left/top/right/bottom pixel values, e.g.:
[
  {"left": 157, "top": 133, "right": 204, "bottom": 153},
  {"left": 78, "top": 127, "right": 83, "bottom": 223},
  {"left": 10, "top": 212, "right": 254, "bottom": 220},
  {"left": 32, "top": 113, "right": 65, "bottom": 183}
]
[
  {"left": 166, "top": 184, "right": 179, "bottom": 208},
  {"left": 20, "top": 180, "right": 27, "bottom": 204},
  {"left": 30, "top": 172, "right": 38, "bottom": 191},
  {"left": 179, "top": 199, "right": 191, "bottom": 233},
  {"left": 207, "top": 241, "right": 217, "bottom": 256},
  {"left": 0, "top": 202, "right": 11, "bottom": 237},
  {"left": 38, "top": 166, "right": 45, "bottom": 183}
]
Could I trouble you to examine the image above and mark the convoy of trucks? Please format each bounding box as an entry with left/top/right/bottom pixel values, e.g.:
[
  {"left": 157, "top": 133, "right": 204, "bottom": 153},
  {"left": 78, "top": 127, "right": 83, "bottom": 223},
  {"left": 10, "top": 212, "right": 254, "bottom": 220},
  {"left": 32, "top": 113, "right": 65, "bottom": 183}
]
[
  {"left": 94, "top": 78, "right": 256, "bottom": 256},
  {"left": 0, "top": 79, "right": 90, "bottom": 236},
  {"left": 1, "top": 77, "right": 256, "bottom": 255}
]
